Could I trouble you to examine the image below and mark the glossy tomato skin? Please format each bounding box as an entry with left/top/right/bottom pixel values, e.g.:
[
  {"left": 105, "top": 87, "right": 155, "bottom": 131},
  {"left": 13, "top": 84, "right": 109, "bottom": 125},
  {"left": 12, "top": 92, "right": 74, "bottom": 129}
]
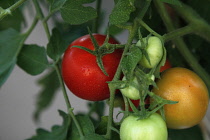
[
  {"left": 62, "top": 34, "right": 122, "bottom": 101},
  {"left": 120, "top": 113, "right": 168, "bottom": 140},
  {"left": 152, "top": 67, "right": 209, "bottom": 129}
]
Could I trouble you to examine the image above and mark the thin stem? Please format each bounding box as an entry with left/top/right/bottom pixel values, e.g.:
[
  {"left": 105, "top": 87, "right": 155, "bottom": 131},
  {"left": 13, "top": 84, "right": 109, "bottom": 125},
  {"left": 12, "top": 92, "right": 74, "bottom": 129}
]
[
  {"left": 92, "top": 0, "right": 102, "bottom": 33},
  {"left": 171, "top": 2, "right": 210, "bottom": 43},
  {"left": 138, "top": 19, "right": 162, "bottom": 38},
  {"left": 154, "top": 0, "right": 210, "bottom": 91},
  {"left": 105, "top": 20, "right": 139, "bottom": 139},
  {"left": 32, "top": 0, "right": 51, "bottom": 40},
  {"left": 0, "top": 0, "right": 28, "bottom": 20},
  {"left": 137, "top": 0, "right": 152, "bottom": 20},
  {"left": 163, "top": 25, "right": 194, "bottom": 42},
  {"left": 54, "top": 64, "right": 72, "bottom": 109}
]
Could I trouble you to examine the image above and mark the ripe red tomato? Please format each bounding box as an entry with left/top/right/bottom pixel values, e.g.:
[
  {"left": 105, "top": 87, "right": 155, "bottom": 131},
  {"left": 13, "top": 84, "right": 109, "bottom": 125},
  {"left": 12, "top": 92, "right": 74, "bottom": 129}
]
[
  {"left": 62, "top": 34, "right": 122, "bottom": 101},
  {"left": 152, "top": 67, "right": 209, "bottom": 129},
  {"left": 160, "top": 59, "right": 171, "bottom": 72}
]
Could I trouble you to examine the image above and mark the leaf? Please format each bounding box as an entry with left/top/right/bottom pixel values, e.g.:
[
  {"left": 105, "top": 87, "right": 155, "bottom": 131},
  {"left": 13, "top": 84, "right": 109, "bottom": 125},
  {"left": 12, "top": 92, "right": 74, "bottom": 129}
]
[
  {"left": 84, "top": 133, "right": 107, "bottom": 140},
  {"left": 47, "top": 28, "right": 68, "bottom": 61},
  {"left": 60, "top": 0, "right": 97, "bottom": 25},
  {"left": 0, "top": 28, "right": 25, "bottom": 87},
  {"left": 67, "top": 115, "right": 95, "bottom": 140},
  {"left": 168, "top": 125, "right": 204, "bottom": 140},
  {"left": 27, "top": 110, "right": 71, "bottom": 140},
  {"left": 49, "top": 0, "right": 66, "bottom": 13},
  {"left": 109, "top": 0, "right": 136, "bottom": 25},
  {"left": 17, "top": 44, "right": 49, "bottom": 75},
  {"left": 121, "top": 46, "right": 142, "bottom": 80},
  {"left": 33, "top": 70, "right": 60, "bottom": 121},
  {"left": 0, "top": 61, "right": 15, "bottom": 87},
  {"left": 161, "top": 0, "right": 182, "bottom": 6}
]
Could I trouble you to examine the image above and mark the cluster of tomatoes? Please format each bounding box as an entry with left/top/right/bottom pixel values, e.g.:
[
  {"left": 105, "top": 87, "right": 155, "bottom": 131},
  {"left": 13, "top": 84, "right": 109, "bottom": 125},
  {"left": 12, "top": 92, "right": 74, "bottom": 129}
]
[{"left": 61, "top": 34, "right": 209, "bottom": 140}]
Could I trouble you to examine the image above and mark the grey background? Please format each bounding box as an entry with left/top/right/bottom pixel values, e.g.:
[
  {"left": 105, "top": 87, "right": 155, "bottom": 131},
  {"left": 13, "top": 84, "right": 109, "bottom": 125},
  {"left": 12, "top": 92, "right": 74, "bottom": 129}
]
[{"left": 0, "top": 1, "right": 210, "bottom": 140}]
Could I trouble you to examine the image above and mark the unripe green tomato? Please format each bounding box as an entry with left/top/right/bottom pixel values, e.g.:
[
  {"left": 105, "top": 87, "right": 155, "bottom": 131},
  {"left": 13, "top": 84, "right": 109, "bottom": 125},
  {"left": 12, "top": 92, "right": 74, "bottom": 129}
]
[
  {"left": 120, "top": 76, "right": 140, "bottom": 100},
  {"left": 120, "top": 113, "right": 168, "bottom": 140},
  {"left": 138, "top": 36, "right": 163, "bottom": 68}
]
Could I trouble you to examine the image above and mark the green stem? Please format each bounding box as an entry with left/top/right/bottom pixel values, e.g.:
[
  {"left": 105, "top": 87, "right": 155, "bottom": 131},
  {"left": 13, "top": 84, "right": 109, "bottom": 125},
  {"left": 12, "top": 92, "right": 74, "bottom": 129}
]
[
  {"left": 32, "top": 0, "right": 51, "bottom": 40},
  {"left": 163, "top": 25, "right": 194, "bottom": 42},
  {"left": 171, "top": 2, "right": 210, "bottom": 43},
  {"left": 92, "top": 0, "right": 102, "bottom": 33},
  {"left": 137, "top": 0, "right": 152, "bottom": 20},
  {"left": 137, "top": 19, "right": 162, "bottom": 38},
  {"left": 55, "top": 64, "right": 84, "bottom": 138},
  {"left": 0, "top": 0, "right": 28, "bottom": 20},
  {"left": 154, "top": 0, "right": 210, "bottom": 91},
  {"left": 105, "top": 20, "right": 139, "bottom": 139}
]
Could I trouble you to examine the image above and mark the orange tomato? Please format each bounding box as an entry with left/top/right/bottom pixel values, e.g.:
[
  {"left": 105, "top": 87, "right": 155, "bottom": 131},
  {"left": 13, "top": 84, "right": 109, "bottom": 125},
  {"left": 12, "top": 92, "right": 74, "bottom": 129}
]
[{"left": 152, "top": 67, "right": 209, "bottom": 129}]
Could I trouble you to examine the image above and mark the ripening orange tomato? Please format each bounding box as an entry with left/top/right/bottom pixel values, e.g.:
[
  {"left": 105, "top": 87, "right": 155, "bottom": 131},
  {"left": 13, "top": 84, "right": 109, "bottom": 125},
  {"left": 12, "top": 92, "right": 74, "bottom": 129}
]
[{"left": 152, "top": 67, "right": 209, "bottom": 129}]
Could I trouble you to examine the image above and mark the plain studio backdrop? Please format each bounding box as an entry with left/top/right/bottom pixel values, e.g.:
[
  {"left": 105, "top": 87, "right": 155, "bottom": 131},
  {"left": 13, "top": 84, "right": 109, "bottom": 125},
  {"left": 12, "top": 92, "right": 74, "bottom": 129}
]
[{"left": 0, "top": 1, "right": 210, "bottom": 140}]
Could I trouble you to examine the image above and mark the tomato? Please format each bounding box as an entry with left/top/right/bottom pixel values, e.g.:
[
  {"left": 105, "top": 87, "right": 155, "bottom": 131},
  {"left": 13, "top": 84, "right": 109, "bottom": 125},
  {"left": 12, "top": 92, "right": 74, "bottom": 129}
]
[
  {"left": 62, "top": 34, "right": 122, "bottom": 101},
  {"left": 160, "top": 59, "right": 171, "bottom": 72},
  {"left": 138, "top": 36, "right": 163, "bottom": 68},
  {"left": 120, "top": 113, "right": 168, "bottom": 140},
  {"left": 152, "top": 67, "right": 209, "bottom": 129},
  {"left": 120, "top": 76, "right": 140, "bottom": 100}
]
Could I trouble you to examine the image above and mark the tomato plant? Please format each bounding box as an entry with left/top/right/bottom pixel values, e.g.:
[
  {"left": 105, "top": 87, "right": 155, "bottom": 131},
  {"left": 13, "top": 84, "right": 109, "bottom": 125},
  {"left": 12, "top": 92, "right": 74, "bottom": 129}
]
[
  {"left": 1, "top": 0, "right": 210, "bottom": 140},
  {"left": 120, "top": 113, "right": 168, "bottom": 140},
  {"left": 152, "top": 67, "right": 209, "bottom": 129},
  {"left": 62, "top": 34, "right": 122, "bottom": 101}
]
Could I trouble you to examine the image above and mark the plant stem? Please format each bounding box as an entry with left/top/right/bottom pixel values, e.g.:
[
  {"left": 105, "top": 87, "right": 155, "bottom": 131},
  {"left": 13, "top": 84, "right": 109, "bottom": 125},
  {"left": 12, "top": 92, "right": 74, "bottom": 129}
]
[
  {"left": 55, "top": 63, "right": 85, "bottom": 138},
  {"left": 171, "top": 2, "right": 210, "bottom": 43},
  {"left": 0, "top": 0, "right": 28, "bottom": 20},
  {"left": 163, "top": 25, "right": 194, "bottom": 42},
  {"left": 154, "top": 0, "right": 210, "bottom": 91},
  {"left": 137, "top": 19, "right": 162, "bottom": 38},
  {"left": 32, "top": 0, "right": 51, "bottom": 40},
  {"left": 92, "top": 0, "right": 102, "bottom": 33},
  {"left": 105, "top": 20, "right": 139, "bottom": 139}
]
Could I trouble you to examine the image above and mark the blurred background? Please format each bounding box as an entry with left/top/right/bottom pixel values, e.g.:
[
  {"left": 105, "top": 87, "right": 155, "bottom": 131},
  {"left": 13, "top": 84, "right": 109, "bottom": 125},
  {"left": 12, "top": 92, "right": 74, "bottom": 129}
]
[{"left": 0, "top": 0, "right": 210, "bottom": 140}]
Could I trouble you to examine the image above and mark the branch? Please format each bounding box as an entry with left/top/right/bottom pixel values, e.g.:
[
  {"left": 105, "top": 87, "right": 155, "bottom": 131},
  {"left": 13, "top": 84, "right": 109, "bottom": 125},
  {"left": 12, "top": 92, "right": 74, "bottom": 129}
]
[
  {"left": 0, "top": 0, "right": 28, "bottom": 20},
  {"left": 154, "top": 0, "right": 210, "bottom": 91}
]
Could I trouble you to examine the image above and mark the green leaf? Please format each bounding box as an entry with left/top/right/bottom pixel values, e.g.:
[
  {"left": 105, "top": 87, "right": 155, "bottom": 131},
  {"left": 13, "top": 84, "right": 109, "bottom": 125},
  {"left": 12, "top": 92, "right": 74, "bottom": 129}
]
[
  {"left": 84, "top": 133, "right": 107, "bottom": 140},
  {"left": 27, "top": 110, "right": 71, "bottom": 140},
  {"left": 47, "top": 28, "right": 68, "bottom": 61},
  {"left": 160, "top": 0, "right": 182, "bottom": 6},
  {"left": 0, "top": 61, "right": 15, "bottom": 87},
  {"left": 67, "top": 115, "right": 95, "bottom": 140},
  {"left": 109, "top": 0, "right": 135, "bottom": 25},
  {"left": 60, "top": 0, "right": 97, "bottom": 25},
  {"left": 17, "top": 44, "right": 49, "bottom": 75},
  {"left": 168, "top": 125, "right": 204, "bottom": 140},
  {"left": 121, "top": 46, "right": 142, "bottom": 80},
  {"left": 49, "top": 0, "right": 66, "bottom": 13},
  {"left": 0, "top": 28, "right": 25, "bottom": 87},
  {"left": 33, "top": 70, "right": 60, "bottom": 121}
]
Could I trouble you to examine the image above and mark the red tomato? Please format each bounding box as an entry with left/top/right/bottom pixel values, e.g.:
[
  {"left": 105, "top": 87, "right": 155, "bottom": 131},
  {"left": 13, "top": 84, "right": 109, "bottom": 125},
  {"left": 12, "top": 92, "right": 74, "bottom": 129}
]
[
  {"left": 160, "top": 59, "right": 171, "bottom": 72},
  {"left": 62, "top": 34, "right": 122, "bottom": 101}
]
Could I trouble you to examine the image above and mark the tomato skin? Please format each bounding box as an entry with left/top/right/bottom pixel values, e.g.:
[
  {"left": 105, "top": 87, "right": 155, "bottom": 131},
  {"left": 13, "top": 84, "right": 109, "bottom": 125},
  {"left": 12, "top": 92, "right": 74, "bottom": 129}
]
[
  {"left": 138, "top": 36, "right": 163, "bottom": 68},
  {"left": 152, "top": 67, "right": 209, "bottom": 129},
  {"left": 62, "top": 34, "right": 122, "bottom": 101},
  {"left": 160, "top": 59, "right": 171, "bottom": 72},
  {"left": 120, "top": 113, "right": 168, "bottom": 140}
]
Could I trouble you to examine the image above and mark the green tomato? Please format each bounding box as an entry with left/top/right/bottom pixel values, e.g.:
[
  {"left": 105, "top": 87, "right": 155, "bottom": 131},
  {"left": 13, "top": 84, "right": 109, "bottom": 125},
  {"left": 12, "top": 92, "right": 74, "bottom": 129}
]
[
  {"left": 120, "top": 76, "right": 140, "bottom": 100},
  {"left": 120, "top": 113, "right": 168, "bottom": 140},
  {"left": 138, "top": 36, "right": 163, "bottom": 68}
]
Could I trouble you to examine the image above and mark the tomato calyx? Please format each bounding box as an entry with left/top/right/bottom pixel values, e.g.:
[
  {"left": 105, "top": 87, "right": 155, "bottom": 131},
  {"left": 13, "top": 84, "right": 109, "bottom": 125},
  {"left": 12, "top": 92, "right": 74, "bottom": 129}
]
[{"left": 72, "top": 32, "right": 122, "bottom": 76}]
